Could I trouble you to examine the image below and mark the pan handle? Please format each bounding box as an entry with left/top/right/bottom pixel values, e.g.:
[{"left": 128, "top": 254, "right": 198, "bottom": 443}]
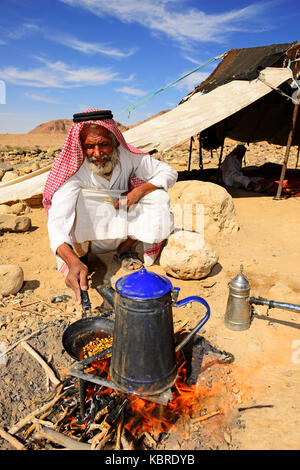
[
  {"left": 80, "top": 289, "right": 92, "bottom": 317},
  {"left": 173, "top": 295, "right": 210, "bottom": 352}
]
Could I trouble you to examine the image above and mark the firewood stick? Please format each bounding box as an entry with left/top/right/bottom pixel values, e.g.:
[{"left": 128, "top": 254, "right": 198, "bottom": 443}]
[
  {"left": 34, "top": 424, "right": 91, "bottom": 450},
  {"left": 0, "top": 325, "right": 49, "bottom": 361},
  {"left": 115, "top": 416, "right": 124, "bottom": 450},
  {"left": 94, "top": 431, "right": 114, "bottom": 451},
  {"left": 191, "top": 409, "right": 223, "bottom": 423},
  {"left": 20, "top": 341, "right": 60, "bottom": 387},
  {"left": 8, "top": 386, "right": 64, "bottom": 435},
  {"left": 0, "top": 427, "right": 26, "bottom": 450}
]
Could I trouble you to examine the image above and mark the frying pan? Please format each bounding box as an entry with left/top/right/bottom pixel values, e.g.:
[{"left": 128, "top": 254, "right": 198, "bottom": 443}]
[{"left": 62, "top": 316, "right": 114, "bottom": 361}]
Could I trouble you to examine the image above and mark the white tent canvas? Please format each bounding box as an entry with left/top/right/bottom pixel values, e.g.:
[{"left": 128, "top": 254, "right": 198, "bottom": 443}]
[{"left": 0, "top": 67, "right": 292, "bottom": 204}]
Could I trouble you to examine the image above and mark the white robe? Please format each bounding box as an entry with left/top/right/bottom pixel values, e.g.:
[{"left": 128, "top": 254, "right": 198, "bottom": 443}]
[
  {"left": 221, "top": 153, "right": 262, "bottom": 189},
  {"left": 47, "top": 147, "right": 178, "bottom": 265}
]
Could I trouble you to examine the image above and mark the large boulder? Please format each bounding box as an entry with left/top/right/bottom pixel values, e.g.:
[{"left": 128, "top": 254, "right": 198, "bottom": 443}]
[
  {"left": 0, "top": 265, "right": 24, "bottom": 296},
  {"left": 169, "top": 180, "right": 239, "bottom": 239},
  {"left": 0, "top": 214, "right": 31, "bottom": 232},
  {"left": 160, "top": 230, "right": 219, "bottom": 279}
]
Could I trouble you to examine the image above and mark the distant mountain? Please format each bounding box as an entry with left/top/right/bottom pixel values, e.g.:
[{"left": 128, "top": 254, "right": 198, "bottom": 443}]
[
  {"left": 27, "top": 110, "right": 170, "bottom": 135},
  {"left": 28, "top": 119, "right": 129, "bottom": 134},
  {"left": 28, "top": 119, "right": 73, "bottom": 134}
]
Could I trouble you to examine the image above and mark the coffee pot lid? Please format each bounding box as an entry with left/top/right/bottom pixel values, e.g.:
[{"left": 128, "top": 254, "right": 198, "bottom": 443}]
[
  {"left": 229, "top": 265, "right": 250, "bottom": 290},
  {"left": 115, "top": 268, "right": 172, "bottom": 300}
]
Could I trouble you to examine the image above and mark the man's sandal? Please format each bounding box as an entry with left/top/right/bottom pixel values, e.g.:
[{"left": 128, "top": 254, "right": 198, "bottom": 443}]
[{"left": 113, "top": 251, "right": 144, "bottom": 272}]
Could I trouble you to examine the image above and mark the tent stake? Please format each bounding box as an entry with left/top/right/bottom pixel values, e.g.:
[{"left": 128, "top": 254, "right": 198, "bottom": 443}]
[{"left": 274, "top": 94, "right": 300, "bottom": 200}]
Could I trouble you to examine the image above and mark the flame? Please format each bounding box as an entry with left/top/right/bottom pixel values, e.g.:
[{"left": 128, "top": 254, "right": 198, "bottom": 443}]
[{"left": 62, "top": 350, "right": 233, "bottom": 440}]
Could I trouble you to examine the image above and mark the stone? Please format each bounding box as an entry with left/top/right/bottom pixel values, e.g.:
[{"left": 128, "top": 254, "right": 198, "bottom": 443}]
[
  {"left": 0, "top": 265, "right": 24, "bottom": 296},
  {"left": 0, "top": 168, "right": 4, "bottom": 181},
  {"left": 169, "top": 180, "right": 239, "bottom": 240},
  {"left": 9, "top": 202, "right": 27, "bottom": 215},
  {"left": 0, "top": 205, "right": 11, "bottom": 215},
  {"left": 160, "top": 230, "right": 219, "bottom": 279},
  {"left": 1, "top": 171, "right": 18, "bottom": 182},
  {"left": 0, "top": 214, "right": 31, "bottom": 232}
]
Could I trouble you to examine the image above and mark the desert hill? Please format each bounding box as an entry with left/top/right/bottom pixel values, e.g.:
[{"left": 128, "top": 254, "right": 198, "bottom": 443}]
[{"left": 27, "top": 110, "right": 170, "bottom": 135}]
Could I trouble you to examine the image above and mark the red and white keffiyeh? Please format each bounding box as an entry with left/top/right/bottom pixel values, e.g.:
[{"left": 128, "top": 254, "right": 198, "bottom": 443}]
[{"left": 43, "top": 109, "right": 162, "bottom": 267}]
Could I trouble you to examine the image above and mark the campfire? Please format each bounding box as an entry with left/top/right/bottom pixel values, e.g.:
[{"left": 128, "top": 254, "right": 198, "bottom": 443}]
[{"left": 12, "top": 328, "right": 233, "bottom": 451}]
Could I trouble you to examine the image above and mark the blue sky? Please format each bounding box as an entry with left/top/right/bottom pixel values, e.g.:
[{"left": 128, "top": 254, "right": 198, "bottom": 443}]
[{"left": 0, "top": 0, "right": 299, "bottom": 133}]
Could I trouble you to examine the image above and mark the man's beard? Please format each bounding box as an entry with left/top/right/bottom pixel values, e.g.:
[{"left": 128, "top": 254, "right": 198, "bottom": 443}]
[{"left": 85, "top": 147, "right": 119, "bottom": 178}]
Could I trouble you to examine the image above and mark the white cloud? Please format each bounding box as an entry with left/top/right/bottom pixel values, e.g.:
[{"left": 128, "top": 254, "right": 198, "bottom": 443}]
[
  {"left": 0, "top": 40, "right": 6, "bottom": 45},
  {"left": 25, "top": 92, "right": 60, "bottom": 103},
  {"left": 114, "top": 86, "right": 147, "bottom": 96},
  {"left": 0, "top": 57, "right": 133, "bottom": 88},
  {"left": 60, "top": 0, "right": 270, "bottom": 47},
  {"left": 44, "top": 33, "right": 137, "bottom": 59},
  {"left": 6, "top": 22, "right": 40, "bottom": 40}
]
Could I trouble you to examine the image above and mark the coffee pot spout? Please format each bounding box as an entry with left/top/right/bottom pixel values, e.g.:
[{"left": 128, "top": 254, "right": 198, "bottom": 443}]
[{"left": 96, "top": 285, "right": 116, "bottom": 308}]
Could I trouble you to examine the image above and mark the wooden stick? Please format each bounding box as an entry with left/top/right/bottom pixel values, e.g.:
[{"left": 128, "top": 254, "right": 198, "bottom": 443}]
[
  {"left": 191, "top": 409, "right": 223, "bottom": 423},
  {"left": 34, "top": 424, "right": 91, "bottom": 450},
  {"left": 20, "top": 341, "right": 60, "bottom": 386},
  {"left": 8, "top": 386, "right": 64, "bottom": 435},
  {"left": 0, "top": 325, "right": 49, "bottom": 361},
  {"left": 33, "top": 297, "right": 65, "bottom": 314},
  {"left": 13, "top": 307, "right": 43, "bottom": 316},
  {"left": 115, "top": 417, "right": 124, "bottom": 450},
  {"left": 0, "top": 427, "right": 26, "bottom": 450}
]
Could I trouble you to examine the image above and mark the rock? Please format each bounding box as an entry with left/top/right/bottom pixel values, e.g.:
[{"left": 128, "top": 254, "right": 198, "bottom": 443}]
[
  {"left": 10, "top": 202, "right": 27, "bottom": 215},
  {"left": 160, "top": 230, "right": 219, "bottom": 279},
  {"left": 1, "top": 171, "right": 18, "bottom": 182},
  {"left": 0, "top": 168, "right": 4, "bottom": 181},
  {"left": 0, "top": 265, "right": 24, "bottom": 296},
  {"left": 0, "top": 214, "right": 31, "bottom": 232},
  {"left": 0, "top": 205, "right": 11, "bottom": 215},
  {"left": 169, "top": 180, "right": 239, "bottom": 239}
]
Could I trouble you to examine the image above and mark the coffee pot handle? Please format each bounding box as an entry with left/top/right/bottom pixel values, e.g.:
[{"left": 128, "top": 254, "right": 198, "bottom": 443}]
[{"left": 173, "top": 293, "right": 210, "bottom": 352}]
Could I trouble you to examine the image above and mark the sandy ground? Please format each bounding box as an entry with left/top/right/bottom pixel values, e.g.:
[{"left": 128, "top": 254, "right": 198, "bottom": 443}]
[{"left": 0, "top": 133, "right": 300, "bottom": 450}]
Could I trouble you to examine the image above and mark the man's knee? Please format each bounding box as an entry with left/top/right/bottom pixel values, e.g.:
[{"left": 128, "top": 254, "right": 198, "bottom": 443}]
[{"left": 141, "top": 189, "right": 170, "bottom": 205}]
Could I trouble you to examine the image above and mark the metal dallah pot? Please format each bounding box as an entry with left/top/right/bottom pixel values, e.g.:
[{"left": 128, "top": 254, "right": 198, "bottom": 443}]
[
  {"left": 96, "top": 268, "right": 210, "bottom": 396},
  {"left": 224, "top": 267, "right": 251, "bottom": 331}
]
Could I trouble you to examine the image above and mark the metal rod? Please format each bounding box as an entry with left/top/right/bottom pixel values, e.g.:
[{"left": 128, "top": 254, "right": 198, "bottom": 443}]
[
  {"left": 274, "top": 91, "right": 300, "bottom": 200},
  {"left": 79, "top": 379, "right": 86, "bottom": 419},
  {"left": 250, "top": 296, "right": 300, "bottom": 313}
]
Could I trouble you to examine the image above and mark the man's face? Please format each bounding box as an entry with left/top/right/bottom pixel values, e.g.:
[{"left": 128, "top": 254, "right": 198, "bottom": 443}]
[{"left": 80, "top": 125, "right": 117, "bottom": 177}]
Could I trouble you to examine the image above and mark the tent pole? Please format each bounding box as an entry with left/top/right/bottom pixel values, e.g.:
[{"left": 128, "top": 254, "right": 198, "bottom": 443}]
[
  {"left": 274, "top": 97, "right": 300, "bottom": 200},
  {"left": 295, "top": 146, "right": 300, "bottom": 169},
  {"left": 188, "top": 136, "right": 194, "bottom": 171},
  {"left": 199, "top": 133, "right": 203, "bottom": 171},
  {"left": 217, "top": 137, "right": 225, "bottom": 182}
]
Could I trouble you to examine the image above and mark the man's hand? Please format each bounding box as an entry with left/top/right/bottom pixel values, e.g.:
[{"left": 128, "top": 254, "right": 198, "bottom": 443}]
[
  {"left": 65, "top": 259, "right": 88, "bottom": 305},
  {"left": 56, "top": 243, "right": 88, "bottom": 304},
  {"left": 114, "top": 183, "right": 159, "bottom": 211}
]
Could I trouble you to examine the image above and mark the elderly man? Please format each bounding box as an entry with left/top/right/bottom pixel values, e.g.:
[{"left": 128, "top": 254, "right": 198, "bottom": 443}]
[
  {"left": 221, "top": 145, "right": 263, "bottom": 191},
  {"left": 43, "top": 109, "right": 177, "bottom": 303}
]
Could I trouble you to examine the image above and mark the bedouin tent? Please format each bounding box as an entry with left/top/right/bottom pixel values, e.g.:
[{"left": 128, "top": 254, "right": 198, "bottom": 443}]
[{"left": 0, "top": 42, "right": 299, "bottom": 203}]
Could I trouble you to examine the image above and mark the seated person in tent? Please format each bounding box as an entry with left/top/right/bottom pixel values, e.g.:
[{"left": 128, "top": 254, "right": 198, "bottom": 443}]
[
  {"left": 43, "top": 109, "right": 178, "bottom": 303},
  {"left": 221, "top": 145, "right": 263, "bottom": 191}
]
